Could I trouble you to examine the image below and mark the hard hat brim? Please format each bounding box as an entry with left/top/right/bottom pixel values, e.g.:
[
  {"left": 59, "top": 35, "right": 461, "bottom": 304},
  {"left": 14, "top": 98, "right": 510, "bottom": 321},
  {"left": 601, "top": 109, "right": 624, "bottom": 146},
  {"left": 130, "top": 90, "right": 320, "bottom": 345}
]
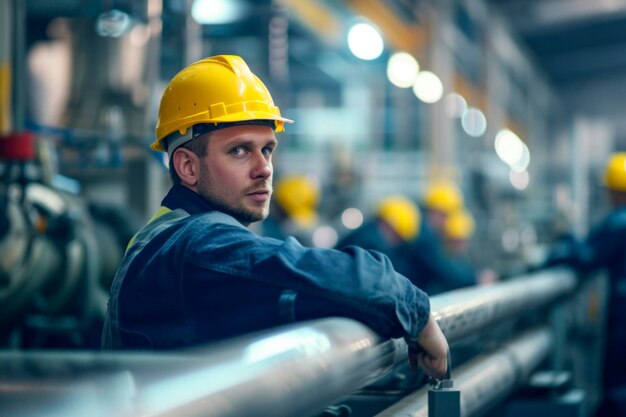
[{"left": 150, "top": 115, "right": 294, "bottom": 152}]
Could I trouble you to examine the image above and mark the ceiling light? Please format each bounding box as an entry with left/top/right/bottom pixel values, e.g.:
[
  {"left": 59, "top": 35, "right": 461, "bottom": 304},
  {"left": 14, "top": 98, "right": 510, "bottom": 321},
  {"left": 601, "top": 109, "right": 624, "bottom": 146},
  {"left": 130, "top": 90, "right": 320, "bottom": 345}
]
[
  {"left": 387, "top": 52, "right": 419, "bottom": 88},
  {"left": 191, "top": 0, "right": 248, "bottom": 25},
  {"left": 412, "top": 71, "right": 443, "bottom": 103},
  {"left": 347, "top": 23, "right": 384, "bottom": 61},
  {"left": 461, "top": 107, "right": 486, "bottom": 137}
]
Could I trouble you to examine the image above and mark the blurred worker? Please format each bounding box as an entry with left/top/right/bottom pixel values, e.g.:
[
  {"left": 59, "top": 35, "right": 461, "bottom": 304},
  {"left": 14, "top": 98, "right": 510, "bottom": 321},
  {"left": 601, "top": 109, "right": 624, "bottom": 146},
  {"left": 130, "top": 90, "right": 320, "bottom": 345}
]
[
  {"left": 423, "top": 181, "right": 464, "bottom": 236},
  {"left": 336, "top": 195, "right": 420, "bottom": 279},
  {"left": 543, "top": 152, "right": 626, "bottom": 417},
  {"left": 406, "top": 181, "right": 476, "bottom": 294},
  {"left": 259, "top": 175, "right": 320, "bottom": 246},
  {"left": 444, "top": 209, "right": 475, "bottom": 255},
  {"left": 443, "top": 210, "right": 496, "bottom": 287},
  {"left": 101, "top": 55, "right": 448, "bottom": 378}
]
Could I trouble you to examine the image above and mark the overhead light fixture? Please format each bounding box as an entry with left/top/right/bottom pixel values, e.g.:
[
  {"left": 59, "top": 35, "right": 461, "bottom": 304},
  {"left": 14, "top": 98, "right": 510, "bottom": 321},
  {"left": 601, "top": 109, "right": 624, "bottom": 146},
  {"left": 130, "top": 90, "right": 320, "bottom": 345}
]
[
  {"left": 445, "top": 93, "right": 467, "bottom": 118},
  {"left": 461, "top": 107, "right": 487, "bottom": 137},
  {"left": 387, "top": 52, "right": 419, "bottom": 88},
  {"left": 494, "top": 129, "right": 527, "bottom": 167},
  {"left": 511, "top": 145, "right": 530, "bottom": 172},
  {"left": 413, "top": 71, "right": 443, "bottom": 103},
  {"left": 509, "top": 169, "right": 530, "bottom": 190},
  {"left": 347, "top": 22, "right": 384, "bottom": 61},
  {"left": 191, "top": 0, "right": 248, "bottom": 25},
  {"left": 96, "top": 9, "right": 132, "bottom": 37}
]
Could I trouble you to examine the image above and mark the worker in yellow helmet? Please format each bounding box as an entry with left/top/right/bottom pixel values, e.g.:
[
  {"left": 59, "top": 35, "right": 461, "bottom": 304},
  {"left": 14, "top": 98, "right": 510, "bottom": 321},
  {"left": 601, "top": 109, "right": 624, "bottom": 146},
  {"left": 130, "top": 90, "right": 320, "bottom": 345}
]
[
  {"left": 274, "top": 176, "right": 320, "bottom": 228},
  {"left": 443, "top": 209, "right": 475, "bottom": 254},
  {"left": 444, "top": 209, "right": 497, "bottom": 286},
  {"left": 543, "top": 152, "right": 626, "bottom": 416},
  {"left": 101, "top": 55, "right": 448, "bottom": 379},
  {"left": 260, "top": 175, "right": 320, "bottom": 246},
  {"left": 604, "top": 152, "right": 626, "bottom": 192},
  {"left": 422, "top": 181, "right": 464, "bottom": 235},
  {"left": 399, "top": 181, "right": 476, "bottom": 295},
  {"left": 336, "top": 196, "right": 421, "bottom": 279},
  {"left": 377, "top": 196, "right": 421, "bottom": 242}
]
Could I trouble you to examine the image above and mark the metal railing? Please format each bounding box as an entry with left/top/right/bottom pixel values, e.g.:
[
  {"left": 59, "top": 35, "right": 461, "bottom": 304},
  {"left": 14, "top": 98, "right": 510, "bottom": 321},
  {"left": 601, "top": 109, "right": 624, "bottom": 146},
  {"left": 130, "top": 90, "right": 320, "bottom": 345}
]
[{"left": 0, "top": 267, "right": 577, "bottom": 417}]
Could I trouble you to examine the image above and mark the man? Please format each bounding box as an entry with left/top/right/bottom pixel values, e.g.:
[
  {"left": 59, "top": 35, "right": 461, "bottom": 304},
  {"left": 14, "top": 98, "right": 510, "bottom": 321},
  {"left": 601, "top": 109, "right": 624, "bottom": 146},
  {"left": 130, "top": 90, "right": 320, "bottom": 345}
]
[
  {"left": 443, "top": 209, "right": 474, "bottom": 255},
  {"left": 336, "top": 195, "right": 420, "bottom": 280},
  {"left": 402, "top": 182, "right": 476, "bottom": 295},
  {"left": 422, "top": 181, "right": 464, "bottom": 235},
  {"left": 101, "top": 55, "right": 448, "bottom": 379},
  {"left": 442, "top": 209, "right": 497, "bottom": 287},
  {"left": 544, "top": 152, "right": 626, "bottom": 416}
]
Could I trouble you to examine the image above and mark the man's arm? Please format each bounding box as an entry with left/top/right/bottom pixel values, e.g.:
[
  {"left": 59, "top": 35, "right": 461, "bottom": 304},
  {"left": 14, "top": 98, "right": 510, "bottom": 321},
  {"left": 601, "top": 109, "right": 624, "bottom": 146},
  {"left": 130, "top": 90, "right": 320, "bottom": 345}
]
[{"left": 185, "top": 220, "right": 448, "bottom": 376}]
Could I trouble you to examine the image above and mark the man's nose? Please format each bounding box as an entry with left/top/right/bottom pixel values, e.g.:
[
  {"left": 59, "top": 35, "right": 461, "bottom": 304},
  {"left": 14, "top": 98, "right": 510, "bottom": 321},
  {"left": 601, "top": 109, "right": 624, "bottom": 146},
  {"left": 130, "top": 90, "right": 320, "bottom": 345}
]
[{"left": 251, "top": 152, "right": 272, "bottom": 179}]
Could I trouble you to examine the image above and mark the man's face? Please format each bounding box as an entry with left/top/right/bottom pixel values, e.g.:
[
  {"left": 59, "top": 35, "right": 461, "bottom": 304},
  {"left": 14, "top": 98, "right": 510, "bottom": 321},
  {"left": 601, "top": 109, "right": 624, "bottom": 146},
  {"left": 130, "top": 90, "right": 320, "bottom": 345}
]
[
  {"left": 426, "top": 210, "right": 448, "bottom": 234},
  {"left": 196, "top": 124, "right": 277, "bottom": 225}
]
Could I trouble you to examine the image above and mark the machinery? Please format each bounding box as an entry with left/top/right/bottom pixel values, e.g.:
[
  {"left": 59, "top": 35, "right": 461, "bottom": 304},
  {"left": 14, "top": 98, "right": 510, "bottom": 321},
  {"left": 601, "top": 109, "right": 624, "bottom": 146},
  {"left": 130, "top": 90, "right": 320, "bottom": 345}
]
[{"left": 0, "top": 131, "right": 133, "bottom": 348}]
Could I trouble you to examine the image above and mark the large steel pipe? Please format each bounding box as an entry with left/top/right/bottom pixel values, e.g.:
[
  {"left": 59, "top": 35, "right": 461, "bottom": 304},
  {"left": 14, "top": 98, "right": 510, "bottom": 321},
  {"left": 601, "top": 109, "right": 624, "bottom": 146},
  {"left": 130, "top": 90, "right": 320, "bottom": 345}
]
[
  {"left": 383, "top": 267, "right": 576, "bottom": 366},
  {"left": 0, "top": 269, "right": 576, "bottom": 417},
  {"left": 430, "top": 268, "right": 575, "bottom": 341},
  {"left": 2, "top": 318, "right": 395, "bottom": 417},
  {"left": 375, "top": 327, "right": 554, "bottom": 417}
]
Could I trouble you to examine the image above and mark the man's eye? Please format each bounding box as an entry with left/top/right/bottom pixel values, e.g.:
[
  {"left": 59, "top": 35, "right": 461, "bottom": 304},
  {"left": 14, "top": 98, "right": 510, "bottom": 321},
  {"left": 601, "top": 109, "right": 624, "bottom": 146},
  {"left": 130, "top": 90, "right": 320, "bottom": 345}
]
[
  {"left": 262, "top": 147, "right": 274, "bottom": 156},
  {"left": 231, "top": 147, "right": 246, "bottom": 156}
]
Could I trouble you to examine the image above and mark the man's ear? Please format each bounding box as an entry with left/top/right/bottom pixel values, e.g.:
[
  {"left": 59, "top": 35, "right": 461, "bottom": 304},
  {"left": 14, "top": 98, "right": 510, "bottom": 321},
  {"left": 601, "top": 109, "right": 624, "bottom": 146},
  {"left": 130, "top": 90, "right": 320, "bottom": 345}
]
[{"left": 172, "top": 148, "right": 200, "bottom": 187}]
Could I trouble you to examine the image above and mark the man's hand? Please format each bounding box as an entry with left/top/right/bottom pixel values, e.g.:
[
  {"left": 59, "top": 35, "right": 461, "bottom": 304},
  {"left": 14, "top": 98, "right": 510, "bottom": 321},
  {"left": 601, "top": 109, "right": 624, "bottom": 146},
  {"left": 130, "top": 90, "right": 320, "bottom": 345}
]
[{"left": 408, "top": 314, "right": 449, "bottom": 379}]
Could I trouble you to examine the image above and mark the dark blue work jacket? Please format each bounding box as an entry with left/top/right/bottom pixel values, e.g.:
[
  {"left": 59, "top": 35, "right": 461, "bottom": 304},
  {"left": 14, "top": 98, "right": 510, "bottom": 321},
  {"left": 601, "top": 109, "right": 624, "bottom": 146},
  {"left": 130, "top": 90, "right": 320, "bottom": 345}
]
[
  {"left": 102, "top": 185, "right": 430, "bottom": 350},
  {"left": 405, "top": 219, "right": 476, "bottom": 295},
  {"left": 336, "top": 219, "right": 415, "bottom": 284}
]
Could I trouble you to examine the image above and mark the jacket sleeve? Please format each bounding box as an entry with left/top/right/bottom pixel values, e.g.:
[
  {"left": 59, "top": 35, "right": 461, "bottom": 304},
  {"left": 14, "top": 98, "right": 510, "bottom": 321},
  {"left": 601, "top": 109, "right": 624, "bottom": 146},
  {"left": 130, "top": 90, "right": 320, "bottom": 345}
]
[{"left": 184, "top": 220, "right": 431, "bottom": 344}]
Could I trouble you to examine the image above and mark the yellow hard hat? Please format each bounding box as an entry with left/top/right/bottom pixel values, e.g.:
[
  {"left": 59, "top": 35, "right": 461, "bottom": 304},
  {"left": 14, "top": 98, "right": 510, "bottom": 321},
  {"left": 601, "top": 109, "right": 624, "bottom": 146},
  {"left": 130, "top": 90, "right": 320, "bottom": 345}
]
[
  {"left": 444, "top": 210, "right": 475, "bottom": 240},
  {"left": 376, "top": 196, "right": 421, "bottom": 241},
  {"left": 274, "top": 176, "right": 320, "bottom": 227},
  {"left": 423, "top": 182, "right": 464, "bottom": 214},
  {"left": 152, "top": 55, "right": 293, "bottom": 152},
  {"left": 604, "top": 152, "right": 626, "bottom": 191}
]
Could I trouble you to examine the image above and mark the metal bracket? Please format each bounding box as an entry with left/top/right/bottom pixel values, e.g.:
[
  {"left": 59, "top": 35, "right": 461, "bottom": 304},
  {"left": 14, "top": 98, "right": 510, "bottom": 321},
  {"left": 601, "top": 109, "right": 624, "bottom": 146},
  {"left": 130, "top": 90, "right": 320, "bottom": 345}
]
[{"left": 428, "top": 352, "right": 460, "bottom": 417}]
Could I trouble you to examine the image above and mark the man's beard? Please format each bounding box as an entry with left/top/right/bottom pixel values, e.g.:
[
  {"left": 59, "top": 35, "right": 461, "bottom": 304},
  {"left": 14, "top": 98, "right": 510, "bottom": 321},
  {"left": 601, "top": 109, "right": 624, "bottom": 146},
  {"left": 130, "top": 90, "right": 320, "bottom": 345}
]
[
  {"left": 198, "top": 189, "right": 269, "bottom": 225},
  {"left": 196, "top": 170, "right": 270, "bottom": 225}
]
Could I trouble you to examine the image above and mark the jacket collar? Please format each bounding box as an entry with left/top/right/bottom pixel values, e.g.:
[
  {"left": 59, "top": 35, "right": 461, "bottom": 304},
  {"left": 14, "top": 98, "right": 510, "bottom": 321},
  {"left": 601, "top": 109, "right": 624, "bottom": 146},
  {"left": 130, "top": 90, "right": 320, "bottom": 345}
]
[{"left": 162, "top": 184, "right": 219, "bottom": 215}]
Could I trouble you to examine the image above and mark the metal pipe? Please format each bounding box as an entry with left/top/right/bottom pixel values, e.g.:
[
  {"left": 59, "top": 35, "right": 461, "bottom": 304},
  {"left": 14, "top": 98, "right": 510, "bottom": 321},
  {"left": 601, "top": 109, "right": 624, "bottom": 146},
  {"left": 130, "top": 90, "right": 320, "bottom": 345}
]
[
  {"left": 375, "top": 327, "right": 554, "bottom": 417},
  {"left": 382, "top": 267, "right": 575, "bottom": 367},
  {"left": 0, "top": 269, "right": 576, "bottom": 417},
  {"left": 2, "top": 318, "right": 395, "bottom": 417},
  {"left": 430, "top": 267, "right": 576, "bottom": 341}
]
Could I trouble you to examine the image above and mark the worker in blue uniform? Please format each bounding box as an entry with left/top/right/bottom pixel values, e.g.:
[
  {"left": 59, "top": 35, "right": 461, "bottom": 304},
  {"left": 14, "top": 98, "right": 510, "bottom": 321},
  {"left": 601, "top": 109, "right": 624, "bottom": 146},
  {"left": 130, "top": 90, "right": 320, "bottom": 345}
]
[
  {"left": 101, "top": 55, "right": 448, "bottom": 379},
  {"left": 336, "top": 195, "right": 421, "bottom": 280},
  {"left": 443, "top": 209, "right": 474, "bottom": 256},
  {"left": 544, "top": 152, "right": 626, "bottom": 417},
  {"left": 444, "top": 209, "right": 498, "bottom": 287},
  {"left": 406, "top": 182, "right": 477, "bottom": 295}
]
